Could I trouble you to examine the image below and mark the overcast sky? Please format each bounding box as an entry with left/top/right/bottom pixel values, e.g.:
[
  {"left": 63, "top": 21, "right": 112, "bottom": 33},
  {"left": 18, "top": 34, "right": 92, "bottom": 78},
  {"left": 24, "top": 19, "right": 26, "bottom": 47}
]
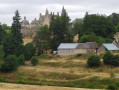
[{"left": 0, "top": 0, "right": 119, "bottom": 26}]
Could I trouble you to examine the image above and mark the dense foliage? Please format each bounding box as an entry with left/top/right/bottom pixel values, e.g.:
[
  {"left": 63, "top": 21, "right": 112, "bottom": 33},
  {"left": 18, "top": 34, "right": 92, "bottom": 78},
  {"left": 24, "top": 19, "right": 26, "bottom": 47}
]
[
  {"left": 50, "top": 14, "right": 73, "bottom": 51},
  {"left": 33, "top": 25, "right": 51, "bottom": 55},
  {"left": 31, "top": 57, "right": 38, "bottom": 66},
  {"left": 1, "top": 55, "right": 18, "bottom": 72},
  {"left": 0, "top": 24, "right": 6, "bottom": 44},
  {"left": 17, "top": 54, "right": 25, "bottom": 66},
  {"left": 107, "top": 84, "right": 118, "bottom": 90},
  {"left": 103, "top": 51, "right": 119, "bottom": 66},
  {"left": 24, "top": 43, "right": 36, "bottom": 60},
  {"left": 87, "top": 55, "right": 101, "bottom": 67}
]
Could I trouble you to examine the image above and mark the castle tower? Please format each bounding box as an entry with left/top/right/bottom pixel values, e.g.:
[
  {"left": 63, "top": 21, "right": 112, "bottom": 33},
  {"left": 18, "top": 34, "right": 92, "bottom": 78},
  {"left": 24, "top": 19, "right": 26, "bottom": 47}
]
[
  {"left": 39, "top": 13, "right": 42, "bottom": 20},
  {"left": 61, "top": 6, "right": 67, "bottom": 16},
  {"left": 45, "top": 9, "right": 49, "bottom": 17},
  {"left": 24, "top": 16, "right": 26, "bottom": 20}
]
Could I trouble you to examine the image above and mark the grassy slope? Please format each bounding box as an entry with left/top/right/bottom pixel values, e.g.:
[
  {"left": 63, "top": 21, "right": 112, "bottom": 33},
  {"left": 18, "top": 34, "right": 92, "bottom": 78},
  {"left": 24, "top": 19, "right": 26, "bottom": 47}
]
[{"left": 0, "top": 55, "right": 119, "bottom": 89}]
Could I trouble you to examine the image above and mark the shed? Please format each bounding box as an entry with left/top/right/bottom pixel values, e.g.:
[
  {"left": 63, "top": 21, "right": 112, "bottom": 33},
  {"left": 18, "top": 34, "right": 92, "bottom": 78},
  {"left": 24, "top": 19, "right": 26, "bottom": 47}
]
[
  {"left": 58, "top": 43, "right": 78, "bottom": 56},
  {"left": 103, "top": 43, "right": 119, "bottom": 52},
  {"left": 97, "top": 43, "right": 119, "bottom": 54}
]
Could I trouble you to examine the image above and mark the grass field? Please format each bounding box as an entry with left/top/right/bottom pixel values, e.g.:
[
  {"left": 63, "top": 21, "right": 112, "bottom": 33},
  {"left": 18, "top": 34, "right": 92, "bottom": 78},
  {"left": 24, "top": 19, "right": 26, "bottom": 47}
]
[{"left": 0, "top": 54, "right": 119, "bottom": 89}]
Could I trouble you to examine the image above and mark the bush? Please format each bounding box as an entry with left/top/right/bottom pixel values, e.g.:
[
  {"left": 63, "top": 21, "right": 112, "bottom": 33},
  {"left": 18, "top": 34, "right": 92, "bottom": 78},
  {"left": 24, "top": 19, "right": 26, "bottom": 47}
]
[
  {"left": 31, "top": 57, "right": 38, "bottom": 66},
  {"left": 103, "top": 51, "right": 113, "bottom": 65},
  {"left": 24, "top": 43, "right": 36, "bottom": 60},
  {"left": 39, "top": 53, "right": 47, "bottom": 59},
  {"left": 17, "top": 54, "right": 25, "bottom": 66},
  {"left": 110, "top": 55, "right": 119, "bottom": 66},
  {"left": 107, "top": 84, "right": 118, "bottom": 90},
  {"left": 1, "top": 55, "right": 18, "bottom": 72},
  {"left": 87, "top": 55, "right": 101, "bottom": 67},
  {"left": 103, "top": 51, "right": 119, "bottom": 66}
]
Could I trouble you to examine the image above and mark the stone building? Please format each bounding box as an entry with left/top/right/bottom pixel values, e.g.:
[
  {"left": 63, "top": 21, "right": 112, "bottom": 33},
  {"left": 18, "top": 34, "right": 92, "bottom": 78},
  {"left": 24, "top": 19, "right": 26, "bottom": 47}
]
[
  {"left": 57, "top": 42, "right": 99, "bottom": 56},
  {"left": 21, "top": 7, "right": 67, "bottom": 37}
]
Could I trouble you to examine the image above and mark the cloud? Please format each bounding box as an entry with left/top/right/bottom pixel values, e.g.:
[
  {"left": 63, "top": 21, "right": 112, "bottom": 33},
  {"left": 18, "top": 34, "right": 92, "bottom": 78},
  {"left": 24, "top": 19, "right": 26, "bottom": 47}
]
[{"left": 0, "top": 0, "right": 119, "bottom": 25}]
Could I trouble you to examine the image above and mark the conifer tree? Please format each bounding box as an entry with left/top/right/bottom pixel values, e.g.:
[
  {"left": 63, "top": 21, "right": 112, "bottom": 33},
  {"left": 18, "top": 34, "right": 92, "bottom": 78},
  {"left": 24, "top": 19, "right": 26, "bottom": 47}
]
[
  {"left": 0, "top": 23, "right": 6, "bottom": 44},
  {"left": 11, "top": 10, "right": 23, "bottom": 44}
]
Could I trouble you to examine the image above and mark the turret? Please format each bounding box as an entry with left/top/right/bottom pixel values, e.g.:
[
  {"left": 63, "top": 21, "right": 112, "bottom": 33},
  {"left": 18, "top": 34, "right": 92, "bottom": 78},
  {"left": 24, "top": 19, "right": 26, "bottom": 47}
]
[
  {"left": 51, "top": 12, "right": 52, "bottom": 15},
  {"left": 61, "top": 6, "right": 67, "bottom": 16},
  {"left": 45, "top": 9, "right": 49, "bottom": 17},
  {"left": 39, "top": 13, "right": 42, "bottom": 20},
  {"left": 24, "top": 16, "right": 26, "bottom": 20}
]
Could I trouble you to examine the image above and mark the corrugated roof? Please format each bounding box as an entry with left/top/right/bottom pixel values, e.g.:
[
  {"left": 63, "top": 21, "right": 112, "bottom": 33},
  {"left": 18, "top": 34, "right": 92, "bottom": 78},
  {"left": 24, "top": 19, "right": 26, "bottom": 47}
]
[
  {"left": 58, "top": 43, "right": 78, "bottom": 49},
  {"left": 76, "top": 42, "right": 98, "bottom": 49},
  {"left": 103, "top": 43, "right": 119, "bottom": 50}
]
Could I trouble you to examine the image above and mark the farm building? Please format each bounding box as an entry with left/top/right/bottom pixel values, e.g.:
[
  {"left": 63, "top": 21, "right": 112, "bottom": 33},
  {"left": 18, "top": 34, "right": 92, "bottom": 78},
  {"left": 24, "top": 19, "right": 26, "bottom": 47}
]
[
  {"left": 76, "top": 42, "right": 99, "bottom": 54},
  {"left": 97, "top": 43, "right": 119, "bottom": 54},
  {"left": 57, "top": 42, "right": 99, "bottom": 56},
  {"left": 57, "top": 43, "right": 78, "bottom": 56}
]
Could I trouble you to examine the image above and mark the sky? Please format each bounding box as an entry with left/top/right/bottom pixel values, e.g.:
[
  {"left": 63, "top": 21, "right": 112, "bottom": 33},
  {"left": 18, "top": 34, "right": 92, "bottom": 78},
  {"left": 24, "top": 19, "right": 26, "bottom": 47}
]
[{"left": 0, "top": 0, "right": 119, "bottom": 26}]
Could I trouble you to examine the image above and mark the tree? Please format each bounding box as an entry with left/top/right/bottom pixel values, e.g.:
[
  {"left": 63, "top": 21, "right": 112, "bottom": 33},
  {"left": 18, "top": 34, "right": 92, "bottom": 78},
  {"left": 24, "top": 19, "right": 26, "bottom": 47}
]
[
  {"left": 108, "top": 13, "right": 119, "bottom": 26},
  {"left": 3, "top": 10, "right": 23, "bottom": 56},
  {"left": 14, "top": 44, "right": 25, "bottom": 57},
  {"left": 103, "top": 51, "right": 119, "bottom": 66},
  {"left": 0, "top": 45, "right": 5, "bottom": 60},
  {"left": 79, "top": 33, "right": 97, "bottom": 43},
  {"left": 17, "top": 54, "right": 25, "bottom": 66},
  {"left": 0, "top": 23, "right": 6, "bottom": 44},
  {"left": 31, "top": 57, "right": 38, "bottom": 66},
  {"left": 115, "top": 23, "right": 119, "bottom": 32},
  {"left": 82, "top": 14, "right": 116, "bottom": 39},
  {"left": 72, "top": 18, "right": 83, "bottom": 40},
  {"left": 50, "top": 14, "right": 73, "bottom": 51},
  {"left": 11, "top": 10, "right": 23, "bottom": 45},
  {"left": 1, "top": 55, "right": 18, "bottom": 72},
  {"left": 24, "top": 43, "right": 36, "bottom": 60},
  {"left": 3, "top": 34, "right": 18, "bottom": 56},
  {"left": 33, "top": 25, "right": 51, "bottom": 54},
  {"left": 2, "top": 24, "right": 11, "bottom": 31},
  {"left": 103, "top": 51, "right": 113, "bottom": 65},
  {"left": 87, "top": 55, "right": 101, "bottom": 67}
]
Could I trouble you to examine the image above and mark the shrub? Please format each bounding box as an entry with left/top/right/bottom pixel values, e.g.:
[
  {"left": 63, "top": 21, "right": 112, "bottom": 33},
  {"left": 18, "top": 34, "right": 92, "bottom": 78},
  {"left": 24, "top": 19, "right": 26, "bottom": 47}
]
[
  {"left": 31, "top": 57, "right": 38, "bottom": 66},
  {"left": 87, "top": 55, "right": 101, "bottom": 67},
  {"left": 24, "top": 43, "right": 36, "bottom": 60},
  {"left": 17, "top": 54, "right": 25, "bottom": 66},
  {"left": 107, "top": 84, "right": 118, "bottom": 90},
  {"left": 103, "top": 51, "right": 113, "bottom": 65},
  {"left": 39, "top": 53, "right": 47, "bottom": 59},
  {"left": 103, "top": 51, "right": 119, "bottom": 66},
  {"left": 1, "top": 55, "right": 18, "bottom": 72},
  {"left": 110, "top": 55, "right": 119, "bottom": 66}
]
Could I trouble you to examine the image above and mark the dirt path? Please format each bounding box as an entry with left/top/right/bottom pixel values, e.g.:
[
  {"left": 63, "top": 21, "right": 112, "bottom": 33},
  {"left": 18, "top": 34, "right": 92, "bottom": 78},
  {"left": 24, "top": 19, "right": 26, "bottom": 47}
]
[{"left": 0, "top": 83, "right": 102, "bottom": 90}]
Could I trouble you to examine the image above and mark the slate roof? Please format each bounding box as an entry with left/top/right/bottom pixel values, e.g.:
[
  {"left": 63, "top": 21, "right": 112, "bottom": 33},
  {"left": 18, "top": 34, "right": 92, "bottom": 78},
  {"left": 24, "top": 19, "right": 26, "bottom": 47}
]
[
  {"left": 103, "top": 43, "right": 119, "bottom": 51},
  {"left": 76, "top": 42, "right": 98, "bottom": 49},
  {"left": 58, "top": 43, "right": 78, "bottom": 49}
]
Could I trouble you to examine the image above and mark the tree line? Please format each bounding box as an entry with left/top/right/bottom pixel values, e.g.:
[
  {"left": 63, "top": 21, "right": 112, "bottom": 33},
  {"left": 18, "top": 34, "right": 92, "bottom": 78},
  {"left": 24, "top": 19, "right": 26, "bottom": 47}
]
[{"left": 1, "top": 10, "right": 119, "bottom": 72}]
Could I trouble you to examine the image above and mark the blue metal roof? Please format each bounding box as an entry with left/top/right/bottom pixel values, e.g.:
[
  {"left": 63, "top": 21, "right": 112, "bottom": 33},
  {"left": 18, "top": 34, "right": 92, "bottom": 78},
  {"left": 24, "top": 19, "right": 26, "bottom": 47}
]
[
  {"left": 58, "top": 43, "right": 78, "bottom": 49},
  {"left": 103, "top": 43, "right": 119, "bottom": 51}
]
